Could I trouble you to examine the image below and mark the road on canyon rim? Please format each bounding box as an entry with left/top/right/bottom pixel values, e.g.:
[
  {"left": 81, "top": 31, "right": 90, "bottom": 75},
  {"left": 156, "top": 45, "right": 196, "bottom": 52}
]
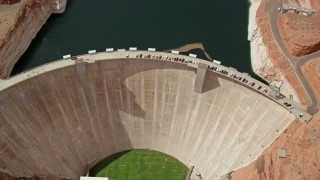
[{"left": 265, "top": 0, "right": 320, "bottom": 115}]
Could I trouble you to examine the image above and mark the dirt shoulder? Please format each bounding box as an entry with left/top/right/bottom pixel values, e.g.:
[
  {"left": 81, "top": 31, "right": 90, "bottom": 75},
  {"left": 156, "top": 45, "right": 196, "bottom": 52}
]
[{"left": 233, "top": 57, "right": 320, "bottom": 180}]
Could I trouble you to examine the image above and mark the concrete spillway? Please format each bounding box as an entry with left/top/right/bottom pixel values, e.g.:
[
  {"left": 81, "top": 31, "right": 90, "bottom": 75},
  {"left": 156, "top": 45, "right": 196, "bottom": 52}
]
[{"left": 0, "top": 51, "right": 295, "bottom": 179}]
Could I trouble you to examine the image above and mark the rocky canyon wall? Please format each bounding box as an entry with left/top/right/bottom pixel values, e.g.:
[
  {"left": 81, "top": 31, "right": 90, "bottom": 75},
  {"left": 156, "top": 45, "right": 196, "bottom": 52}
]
[
  {"left": 277, "top": 0, "right": 320, "bottom": 57},
  {"left": 248, "top": 0, "right": 303, "bottom": 103},
  {"left": 0, "top": 0, "right": 19, "bottom": 5},
  {"left": 248, "top": 0, "right": 312, "bottom": 104},
  {"left": 233, "top": 59, "right": 320, "bottom": 179},
  {"left": 0, "top": 0, "right": 66, "bottom": 79},
  {"left": 232, "top": 0, "right": 320, "bottom": 179}
]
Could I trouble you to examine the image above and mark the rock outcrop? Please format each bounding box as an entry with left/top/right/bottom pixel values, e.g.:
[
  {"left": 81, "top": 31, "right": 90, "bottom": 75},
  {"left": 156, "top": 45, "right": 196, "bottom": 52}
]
[
  {"left": 302, "top": 58, "right": 320, "bottom": 98},
  {"left": 248, "top": 0, "right": 305, "bottom": 103},
  {"left": 277, "top": 0, "right": 320, "bottom": 57},
  {"left": 0, "top": 172, "right": 13, "bottom": 180},
  {"left": 0, "top": 0, "right": 19, "bottom": 5},
  {"left": 0, "top": 0, "right": 66, "bottom": 79},
  {"left": 233, "top": 0, "right": 320, "bottom": 179},
  {"left": 232, "top": 111, "right": 320, "bottom": 180},
  {"left": 278, "top": 13, "right": 320, "bottom": 57}
]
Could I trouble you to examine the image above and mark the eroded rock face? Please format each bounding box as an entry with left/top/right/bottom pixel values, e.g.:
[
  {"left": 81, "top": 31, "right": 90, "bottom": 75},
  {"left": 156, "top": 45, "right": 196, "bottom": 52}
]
[
  {"left": 0, "top": 0, "right": 55, "bottom": 79},
  {"left": 0, "top": 172, "right": 13, "bottom": 180},
  {"left": 232, "top": 111, "right": 320, "bottom": 180},
  {"left": 302, "top": 59, "right": 320, "bottom": 96},
  {"left": 0, "top": 0, "right": 20, "bottom": 5},
  {"left": 248, "top": 0, "right": 303, "bottom": 103},
  {"left": 0, "top": 0, "right": 66, "bottom": 79},
  {"left": 278, "top": 13, "right": 320, "bottom": 57},
  {"left": 233, "top": 0, "right": 320, "bottom": 178}
]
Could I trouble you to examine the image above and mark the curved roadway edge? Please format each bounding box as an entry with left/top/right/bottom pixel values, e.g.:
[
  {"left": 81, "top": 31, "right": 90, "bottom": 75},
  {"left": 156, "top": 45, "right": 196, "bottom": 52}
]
[
  {"left": 0, "top": 50, "right": 312, "bottom": 123},
  {"left": 265, "top": 0, "right": 320, "bottom": 115}
]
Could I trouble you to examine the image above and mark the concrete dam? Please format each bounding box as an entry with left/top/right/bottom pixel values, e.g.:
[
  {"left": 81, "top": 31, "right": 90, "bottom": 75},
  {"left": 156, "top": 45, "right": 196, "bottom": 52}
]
[{"left": 0, "top": 50, "right": 310, "bottom": 179}]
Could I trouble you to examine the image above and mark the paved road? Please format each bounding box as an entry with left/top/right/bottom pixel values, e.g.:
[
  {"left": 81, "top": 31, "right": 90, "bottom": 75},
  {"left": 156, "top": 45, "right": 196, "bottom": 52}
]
[{"left": 265, "top": 0, "right": 320, "bottom": 115}]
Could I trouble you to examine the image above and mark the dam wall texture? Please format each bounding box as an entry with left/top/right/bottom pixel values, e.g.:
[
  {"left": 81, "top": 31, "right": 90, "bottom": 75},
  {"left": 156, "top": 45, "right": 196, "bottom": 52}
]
[{"left": 0, "top": 51, "right": 296, "bottom": 179}]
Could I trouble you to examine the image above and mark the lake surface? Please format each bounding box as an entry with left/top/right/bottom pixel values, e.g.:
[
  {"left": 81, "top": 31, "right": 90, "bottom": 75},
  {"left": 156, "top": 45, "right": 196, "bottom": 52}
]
[{"left": 11, "top": 0, "right": 263, "bottom": 81}]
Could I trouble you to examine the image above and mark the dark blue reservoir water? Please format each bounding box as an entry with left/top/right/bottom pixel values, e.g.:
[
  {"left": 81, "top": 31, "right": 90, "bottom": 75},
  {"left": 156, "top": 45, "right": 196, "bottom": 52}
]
[{"left": 11, "top": 0, "right": 263, "bottom": 81}]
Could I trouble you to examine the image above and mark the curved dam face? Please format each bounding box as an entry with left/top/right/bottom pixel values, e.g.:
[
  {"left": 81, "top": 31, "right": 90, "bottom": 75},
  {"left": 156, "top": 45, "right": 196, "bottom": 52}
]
[{"left": 0, "top": 56, "right": 295, "bottom": 179}]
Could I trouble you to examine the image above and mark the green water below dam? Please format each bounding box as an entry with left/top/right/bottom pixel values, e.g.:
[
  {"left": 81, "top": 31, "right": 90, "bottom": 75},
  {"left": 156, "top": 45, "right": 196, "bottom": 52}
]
[{"left": 11, "top": 0, "right": 265, "bottom": 82}]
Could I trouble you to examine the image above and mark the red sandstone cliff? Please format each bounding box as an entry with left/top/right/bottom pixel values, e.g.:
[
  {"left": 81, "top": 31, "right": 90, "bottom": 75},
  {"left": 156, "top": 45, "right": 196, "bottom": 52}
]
[
  {"left": 232, "top": 111, "right": 320, "bottom": 179},
  {"left": 278, "top": 13, "right": 320, "bottom": 57},
  {"left": 249, "top": 0, "right": 309, "bottom": 104},
  {"left": 232, "top": 56, "right": 320, "bottom": 179},
  {"left": 278, "top": 0, "right": 320, "bottom": 57},
  {"left": 0, "top": 0, "right": 66, "bottom": 79},
  {"left": 233, "top": 0, "right": 320, "bottom": 179},
  {"left": 0, "top": 172, "right": 14, "bottom": 180},
  {"left": 0, "top": 0, "right": 19, "bottom": 5}
]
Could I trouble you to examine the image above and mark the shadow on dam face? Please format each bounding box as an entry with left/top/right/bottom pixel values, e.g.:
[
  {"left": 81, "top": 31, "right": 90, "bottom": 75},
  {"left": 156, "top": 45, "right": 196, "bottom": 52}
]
[
  {"left": 0, "top": 58, "right": 295, "bottom": 179},
  {"left": 202, "top": 71, "right": 221, "bottom": 93}
]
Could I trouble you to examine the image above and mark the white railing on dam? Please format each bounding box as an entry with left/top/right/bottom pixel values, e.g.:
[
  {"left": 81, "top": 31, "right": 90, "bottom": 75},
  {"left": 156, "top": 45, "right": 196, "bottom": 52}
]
[{"left": 1, "top": 49, "right": 312, "bottom": 123}]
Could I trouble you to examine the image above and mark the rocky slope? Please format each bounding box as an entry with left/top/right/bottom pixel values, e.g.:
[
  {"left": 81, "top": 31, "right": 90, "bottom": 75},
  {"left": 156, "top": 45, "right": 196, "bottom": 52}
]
[
  {"left": 0, "top": 0, "right": 19, "bottom": 5},
  {"left": 0, "top": 172, "right": 13, "bottom": 180},
  {"left": 233, "top": 0, "right": 320, "bottom": 179},
  {"left": 248, "top": 0, "right": 308, "bottom": 103},
  {"left": 0, "top": 0, "right": 66, "bottom": 79},
  {"left": 278, "top": 12, "right": 320, "bottom": 57},
  {"left": 233, "top": 57, "right": 320, "bottom": 178},
  {"left": 278, "top": 0, "right": 320, "bottom": 57},
  {"left": 301, "top": 58, "right": 320, "bottom": 101}
]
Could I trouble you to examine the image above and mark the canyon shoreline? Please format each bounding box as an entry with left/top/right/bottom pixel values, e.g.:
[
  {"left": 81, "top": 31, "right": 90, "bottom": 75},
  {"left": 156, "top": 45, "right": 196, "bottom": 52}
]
[
  {"left": 232, "top": 0, "right": 320, "bottom": 179},
  {"left": 247, "top": 0, "right": 301, "bottom": 102},
  {"left": 0, "top": 0, "right": 66, "bottom": 79}
]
